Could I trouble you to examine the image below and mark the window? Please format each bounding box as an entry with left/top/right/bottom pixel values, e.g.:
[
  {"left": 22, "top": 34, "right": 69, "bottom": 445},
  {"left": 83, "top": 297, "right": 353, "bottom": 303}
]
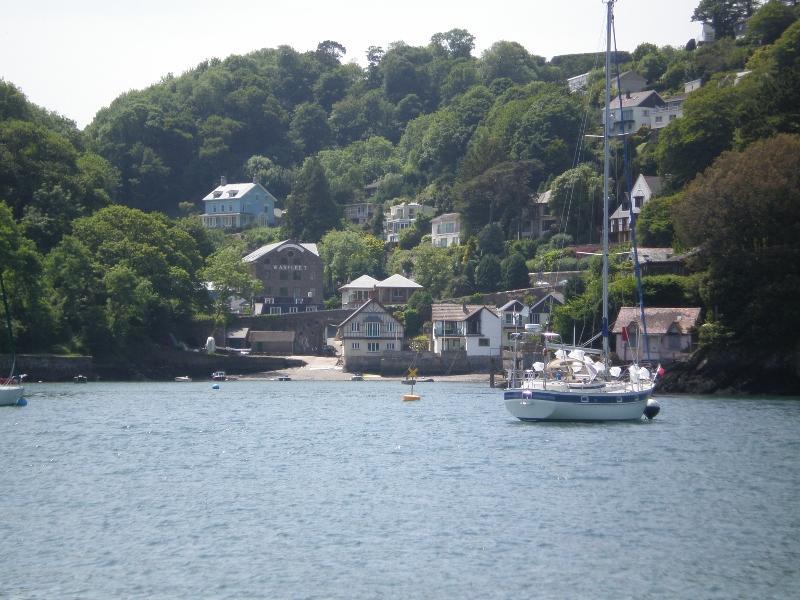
[
  {"left": 367, "top": 342, "right": 380, "bottom": 352},
  {"left": 366, "top": 322, "right": 380, "bottom": 337},
  {"left": 350, "top": 322, "right": 360, "bottom": 333},
  {"left": 479, "top": 338, "right": 489, "bottom": 347},
  {"left": 532, "top": 313, "right": 540, "bottom": 325},
  {"left": 289, "top": 306, "right": 298, "bottom": 313},
  {"left": 279, "top": 271, "right": 289, "bottom": 280},
  {"left": 385, "top": 321, "right": 395, "bottom": 333},
  {"left": 270, "top": 306, "right": 282, "bottom": 315},
  {"left": 293, "top": 271, "right": 302, "bottom": 280},
  {"left": 305, "top": 306, "right": 316, "bottom": 312},
  {"left": 386, "top": 342, "right": 395, "bottom": 350},
  {"left": 351, "top": 342, "right": 360, "bottom": 350},
  {"left": 279, "top": 287, "right": 288, "bottom": 296},
  {"left": 655, "top": 116, "right": 663, "bottom": 123},
  {"left": 293, "top": 287, "right": 300, "bottom": 297}
]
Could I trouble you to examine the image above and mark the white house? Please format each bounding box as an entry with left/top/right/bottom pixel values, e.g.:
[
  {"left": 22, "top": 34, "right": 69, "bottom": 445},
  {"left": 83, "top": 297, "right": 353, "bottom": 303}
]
[
  {"left": 602, "top": 90, "right": 666, "bottom": 136},
  {"left": 567, "top": 71, "right": 591, "bottom": 93},
  {"left": 201, "top": 176, "right": 277, "bottom": 229},
  {"left": 610, "top": 174, "right": 662, "bottom": 243},
  {"left": 384, "top": 202, "right": 435, "bottom": 243},
  {"left": 337, "top": 299, "right": 404, "bottom": 371},
  {"left": 431, "top": 304, "right": 501, "bottom": 356},
  {"left": 339, "top": 275, "right": 380, "bottom": 309},
  {"left": 431, "top": 212, "right": 461, "bottom": 247},
  {"left": 519, "top": 190, "right": 557, "bottom": 240},
  {"left": 343, "top": 202, "right": 377, "bottom": 227},
  {"left": 650, "top": 95, "right": 686, "bottom": 130},
  {"left": 612, "top": 306, "right": 701, "bottom": 363}
]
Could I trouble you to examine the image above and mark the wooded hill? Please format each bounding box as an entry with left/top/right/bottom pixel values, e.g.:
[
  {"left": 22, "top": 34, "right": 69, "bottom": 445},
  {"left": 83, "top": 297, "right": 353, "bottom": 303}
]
[{"left": 1, "top": 0, "right": 799, "bottom": 389}]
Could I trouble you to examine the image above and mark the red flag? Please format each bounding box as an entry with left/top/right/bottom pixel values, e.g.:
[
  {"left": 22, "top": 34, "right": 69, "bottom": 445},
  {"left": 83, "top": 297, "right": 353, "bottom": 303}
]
[{"left": 621, "top": 326, "right": 629, "bottom": 342}]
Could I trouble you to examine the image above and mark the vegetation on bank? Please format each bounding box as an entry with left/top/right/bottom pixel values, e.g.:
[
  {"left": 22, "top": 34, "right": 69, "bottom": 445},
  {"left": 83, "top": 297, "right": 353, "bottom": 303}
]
[{"left": 0, "top": 1, "right": 799, "bottom": 391}]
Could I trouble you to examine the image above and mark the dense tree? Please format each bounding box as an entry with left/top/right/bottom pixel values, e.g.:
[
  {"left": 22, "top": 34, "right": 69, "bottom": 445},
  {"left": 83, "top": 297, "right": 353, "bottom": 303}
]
[
  {"left": 501, "top": 253, "right": 531, "bottom": 290},
  {"left": 637, "top": 194, "right": 680, "bottom": 247},
  {"left": 547, "top": 164, "right": 604, "bottom": 244},
  {"left": 284, "top": 157, "right": 340, "bottom": 241},
  {"left": 319, "top": 229, "right": 385, "bottom": 292},
  {"left": 674, "top": 134, "right": 800, "bottom": 348},
  {"left": 692, "top": 0, "right": 760, "bottom": 39},
  {"left": 746, "top": 0, "right": 798, "bottom": 44},
  {"left": 289, "top": 102, "right": 332, "bottom": 156},
  {"left": 474, "top": 253, "right": 502, "bottom": 292}
]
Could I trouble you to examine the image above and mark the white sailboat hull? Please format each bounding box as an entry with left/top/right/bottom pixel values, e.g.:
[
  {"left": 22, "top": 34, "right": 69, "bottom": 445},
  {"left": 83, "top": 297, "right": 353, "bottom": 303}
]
[
  {"left": 0, "top": 384, "right": 24, "bottom": 406},
  {"left": 504, "top": 384, "right": 653, "bottom": 421}
]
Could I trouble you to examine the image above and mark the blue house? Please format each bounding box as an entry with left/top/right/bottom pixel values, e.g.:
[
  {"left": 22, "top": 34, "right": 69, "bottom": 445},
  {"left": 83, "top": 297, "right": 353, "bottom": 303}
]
[{"left": 200, "top": 176, "right": 277, "bottom": 229}]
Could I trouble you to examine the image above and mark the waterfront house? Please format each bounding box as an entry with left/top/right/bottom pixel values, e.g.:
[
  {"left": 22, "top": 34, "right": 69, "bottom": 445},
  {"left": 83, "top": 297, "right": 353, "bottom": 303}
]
[
  {"left": 431, "top": 304, "right": 501, "bottom": 356},
  {"left": 244, "top": 240, "right": 323, "bottom": 315},
  {"left": 201, "top": 176, "right": 277, "bottom": 229},
  {"left": 612, "top": 307, "right": 701, "bottom": 363},
  {"left": 337, "top": 299, "right": 404, "bottom": 372},
  {"left": 343, "top": 202, "right": 377, "bottom": 227}
]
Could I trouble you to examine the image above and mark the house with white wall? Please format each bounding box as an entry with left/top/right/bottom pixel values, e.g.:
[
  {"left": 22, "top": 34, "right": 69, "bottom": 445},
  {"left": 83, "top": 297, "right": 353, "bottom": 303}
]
[
  {"left": 384, "top": 202, "right": 435, "bottom": 243},
  {"left": 431, "top": 304, "right": 501, "bottom": 356},
  {"left": 498, "top": 300, "right": 529, "bottom": 349},
  {"left": 337, "top": 299, "right": 404, "bottom": 372},
  {"left": 201, "top": 176, "right": 277, "bottom": 229},
  {"left": 602, "top": 90, "right": 666, "bottom": 136},
  {"left": 431, "top": 212, "right": 461, "bottom": 247},
  {"left": 610, "top": 174, "right": 662, "bottom": 243},
  {"left": 339, "top": 275, "right": 380, "bottom": 309}
]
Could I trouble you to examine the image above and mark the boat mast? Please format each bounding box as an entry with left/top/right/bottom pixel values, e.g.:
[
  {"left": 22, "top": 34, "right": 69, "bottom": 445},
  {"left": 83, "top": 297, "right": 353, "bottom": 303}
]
[{"left": 602, "top": 0, "right": 613, "bottom": 368}]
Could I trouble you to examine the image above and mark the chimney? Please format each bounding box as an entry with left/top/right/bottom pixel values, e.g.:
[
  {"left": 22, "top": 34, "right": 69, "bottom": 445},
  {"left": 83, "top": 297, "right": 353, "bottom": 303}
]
[
  {"left": 220, "top": 175, "right": 227, "bottom": 186},
  {"left": 462, "top": 302, "right": 468, "bottom": 313}
]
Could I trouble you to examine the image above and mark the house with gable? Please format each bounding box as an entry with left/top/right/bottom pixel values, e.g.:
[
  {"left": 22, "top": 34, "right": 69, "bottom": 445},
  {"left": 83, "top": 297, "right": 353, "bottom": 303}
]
[
  {"left": 602, "top": 90, "right": 666, "bottom": 136},
  {"left": 529, "top": 292, "right": 565, "bottom": 329},
  {"left": 339, "top": 275, "right": 380, "bottom": 309},
  {"left": 243, "top": 240, "right": 323, "bottom": 315},
  {"left": 431, "top": 303, "right": 501, "bottom": 356},
  {"left": 374, "top": 274, "right": 423, "bottom": 306},
  {"left": 498, "top": 299, "right": 530, "bottom": 349},
  {"left": 612, "top": 307, "right": 701, "bottom": 363},
  {"left": 201, "top": 176, "right": 277, "bottom": 229},
  {"left": 337, "top": 299, "right": 404, "bottom": 372},
  {"left": 610, "top": 174, "right": 662, "bottom": 243}
]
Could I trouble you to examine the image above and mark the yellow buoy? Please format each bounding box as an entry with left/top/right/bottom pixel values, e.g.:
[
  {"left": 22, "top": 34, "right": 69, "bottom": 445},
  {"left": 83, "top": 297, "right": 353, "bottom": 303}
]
[{"left": 402, "top": 393, "right": 421, "bottom": 401}]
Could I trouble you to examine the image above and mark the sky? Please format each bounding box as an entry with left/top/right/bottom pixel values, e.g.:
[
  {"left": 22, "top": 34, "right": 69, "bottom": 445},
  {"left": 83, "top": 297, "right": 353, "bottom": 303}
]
[{"left": 1, "top": 0, "right": 702, "bottom": 129}]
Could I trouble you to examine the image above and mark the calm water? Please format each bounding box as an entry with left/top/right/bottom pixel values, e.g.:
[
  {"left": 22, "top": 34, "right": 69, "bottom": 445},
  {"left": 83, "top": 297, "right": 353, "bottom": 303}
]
[{"left": 2, "top": 381, "right": 799, "bottom": 599}]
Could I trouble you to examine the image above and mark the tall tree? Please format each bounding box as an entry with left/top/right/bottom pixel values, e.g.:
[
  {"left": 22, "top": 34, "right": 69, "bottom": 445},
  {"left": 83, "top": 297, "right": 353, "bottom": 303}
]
[
  {"left": 284, "top": 157, "right": 340, "bottom": 241},
  {"left": 674, "top": 133, "right": 800, "bottom": 348}
]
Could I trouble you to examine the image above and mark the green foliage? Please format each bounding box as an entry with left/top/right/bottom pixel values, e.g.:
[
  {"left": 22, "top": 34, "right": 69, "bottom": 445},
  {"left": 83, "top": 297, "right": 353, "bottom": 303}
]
[
  {"left": 547, "top": 164, "right": 604, "bottom": 243},
  {"left": 201, "top": 240, "right": 261, "bottom": 325},
  {"left": 637, "top": 193, "right": 680, "bottom": 247},
  {"left": 674, "top": 133, "right": 800, "bottom": 348},
  {"left": 319, "top": 229, "right": 385, "bottom": 291},
  {"left": 474, "top": 253, "right": 501, "bottom": 292},
  {"left": 501, "top": 253, "right": 530, "bottom": 290},
  {"left": 476, "top": 223, "right": 505, "bottom": 256},
  {"left": 747, "top": 0, "right": 798, "bottom": 45},
  {"left": 284, "top": 156, "right": 340, "bottom": 241}
]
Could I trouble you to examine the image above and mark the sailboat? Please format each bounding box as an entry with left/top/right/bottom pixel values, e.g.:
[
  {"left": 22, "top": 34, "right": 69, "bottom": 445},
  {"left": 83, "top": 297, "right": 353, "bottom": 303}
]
[
  {"left": 504, "top": 0, "right": 658, "bottom": 422},
  {"left": 0, "top": 271, "right": 24, "bottom": 407}
]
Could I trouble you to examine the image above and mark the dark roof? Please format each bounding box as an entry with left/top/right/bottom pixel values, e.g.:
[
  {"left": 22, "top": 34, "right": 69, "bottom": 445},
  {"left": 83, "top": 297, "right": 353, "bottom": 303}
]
[
  {"left": 608, "top": 89, "right": 665, "bottom": 109},
  {"left": 612, "top": 307, "right": 701, "bottom": 335},
  {"left": 432, "top": 304, "right": 498, "bottom": 322}
]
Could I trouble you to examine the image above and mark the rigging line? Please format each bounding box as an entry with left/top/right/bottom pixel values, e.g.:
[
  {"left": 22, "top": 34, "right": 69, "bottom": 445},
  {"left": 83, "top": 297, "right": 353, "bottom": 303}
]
[{"left": 612, "top": 4, "right": 651, "bottom": 363}]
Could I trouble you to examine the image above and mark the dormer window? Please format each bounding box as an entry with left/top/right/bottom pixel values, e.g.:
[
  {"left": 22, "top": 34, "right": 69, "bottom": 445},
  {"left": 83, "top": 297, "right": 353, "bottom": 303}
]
[
  {"left": 228, "top": 190, "right": 237, "bottom": 197},
  {"left": 213, "top": 191, "right": 222, "bottom": 198}
]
